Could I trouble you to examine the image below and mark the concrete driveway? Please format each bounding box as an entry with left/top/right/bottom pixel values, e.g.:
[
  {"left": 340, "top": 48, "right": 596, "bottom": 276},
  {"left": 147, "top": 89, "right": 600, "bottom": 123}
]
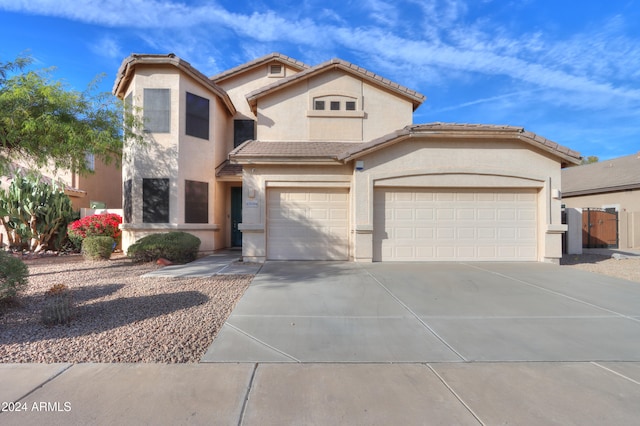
[{"left": 202, "top": 261, "right": 640, "bottom": 363}]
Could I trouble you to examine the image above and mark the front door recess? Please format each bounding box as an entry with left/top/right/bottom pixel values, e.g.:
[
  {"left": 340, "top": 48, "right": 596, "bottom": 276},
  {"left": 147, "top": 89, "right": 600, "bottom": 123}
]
[{"left": 231, "top": 187, "right": 243, "bottom": 247}]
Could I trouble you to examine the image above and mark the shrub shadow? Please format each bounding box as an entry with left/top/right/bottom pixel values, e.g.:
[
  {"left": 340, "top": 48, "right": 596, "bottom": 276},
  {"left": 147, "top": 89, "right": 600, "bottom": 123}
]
[{"left": 1, "top": 291, "right": 209, "bottom": 345}]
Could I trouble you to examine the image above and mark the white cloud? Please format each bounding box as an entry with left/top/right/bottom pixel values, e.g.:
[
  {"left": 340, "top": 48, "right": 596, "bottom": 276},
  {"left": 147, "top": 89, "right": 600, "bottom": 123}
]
[
  {"left": 88, "top": 36, "right": 122, "bottom": 59},
  {"left": 2, "top": 0, "right": 639, "bottom": 110}
]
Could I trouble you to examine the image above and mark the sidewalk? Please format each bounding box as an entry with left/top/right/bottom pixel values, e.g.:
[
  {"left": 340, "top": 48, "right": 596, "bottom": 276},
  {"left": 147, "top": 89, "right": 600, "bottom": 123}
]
[
  {"left": 2, "top": 362, "right": 640, "bottom": 425},
  {"left": 142, "top": 251, "right": 262, "bottom": 278}
]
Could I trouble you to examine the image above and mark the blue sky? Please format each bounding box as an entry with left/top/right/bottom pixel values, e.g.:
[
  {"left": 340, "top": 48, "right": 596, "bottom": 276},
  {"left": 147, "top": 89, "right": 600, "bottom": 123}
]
[{"left": 1, "top": 0, "right": 639, "bottom": 160}]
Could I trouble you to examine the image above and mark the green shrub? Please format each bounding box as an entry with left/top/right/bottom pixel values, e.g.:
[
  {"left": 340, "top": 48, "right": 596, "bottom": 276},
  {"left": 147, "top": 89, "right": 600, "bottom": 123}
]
[
  {"left": 81, "top": 236, "right": 115, "bottom": 261},
  {"left": 127, "top": 232, "right": 201, "bottom": 264},
  {"left": 0, "top": 251, "right": 29, "bottom": 302},
  {"left": 41, "top": 284, "right": 73, "bottom": 325}
]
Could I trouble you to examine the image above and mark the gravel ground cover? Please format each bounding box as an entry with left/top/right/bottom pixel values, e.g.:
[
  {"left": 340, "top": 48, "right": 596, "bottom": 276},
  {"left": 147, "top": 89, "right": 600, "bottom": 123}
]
[
  {"left": 561, "top": 253, "right": 640, "bottom": 283},
  {"left": 1, "top": 253, "right": 637, "bottom": 364},
  {"left": 0, "top": 255, "right": 251, "bottom": 363}
]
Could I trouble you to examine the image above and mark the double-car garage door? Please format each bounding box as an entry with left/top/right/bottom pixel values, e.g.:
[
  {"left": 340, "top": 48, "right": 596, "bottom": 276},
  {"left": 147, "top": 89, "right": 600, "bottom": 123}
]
[
  {"left": 265, "top": 187, "right": 538, "bottom": 261},
  {"left": 373, "top": 188, "right": 538, "bottom": 261}
]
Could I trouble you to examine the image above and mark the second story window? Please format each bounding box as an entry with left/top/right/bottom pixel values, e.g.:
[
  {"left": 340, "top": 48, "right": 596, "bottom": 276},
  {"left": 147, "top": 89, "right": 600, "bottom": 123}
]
[
  {"left": 312, "top": 95, "right": 359, "bottom": 113},
  {"left": 143, "top": 88, "right": 170, "bottom": 133},
  {"left": 186, "top": 92, "right": 210, "bottom": 140},
  {"left": 234, "top": 119, "right": 256, "bottom": 148}
]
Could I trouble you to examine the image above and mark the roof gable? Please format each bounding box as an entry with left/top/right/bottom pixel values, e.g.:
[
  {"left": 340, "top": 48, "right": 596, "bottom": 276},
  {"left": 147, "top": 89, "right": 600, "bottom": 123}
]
[
  {"left": 245, "top": 58, "right": 426, "bottom": 113},
  {"left": 338, "top": 123, "right": 582, "bottom": 166},
  {"left": 562, "top": 153, "right": 640, "bottom": 196},
  {"left": 229, "top": 123, "right": 581, "bottom": 166},
  {"left": 209, "top": 52, "right": 309, "bottom": 84},
  {"left": 112, "top": 53, "right": 236, "bottom": 115}
]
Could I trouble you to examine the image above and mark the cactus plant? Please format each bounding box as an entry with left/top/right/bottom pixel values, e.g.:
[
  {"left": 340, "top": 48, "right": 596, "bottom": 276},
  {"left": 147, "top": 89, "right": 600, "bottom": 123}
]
[
  {"left": 41, "top": 284, "right": 74, "bottom": 325},
  {"left": 0, "top": 171, "right": 75, "bottom": 251}
]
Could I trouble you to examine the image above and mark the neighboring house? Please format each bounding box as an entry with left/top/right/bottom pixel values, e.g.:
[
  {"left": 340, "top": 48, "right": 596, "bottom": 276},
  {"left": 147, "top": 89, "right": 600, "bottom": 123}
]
[
  {"left": 1, "top": 157, "right": 122, "bottom": 211},
  {"left": 562, "top": 153, "right": 640, "bottom": 249},
  {"left": 113, "top": 53, "right": 581, "bottom": 263}
]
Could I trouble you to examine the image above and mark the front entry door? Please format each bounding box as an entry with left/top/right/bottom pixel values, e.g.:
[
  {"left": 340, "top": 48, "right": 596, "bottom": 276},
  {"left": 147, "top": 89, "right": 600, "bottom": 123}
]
[{"left": 231, "top": 187, "right": 243, "bottom": 247}]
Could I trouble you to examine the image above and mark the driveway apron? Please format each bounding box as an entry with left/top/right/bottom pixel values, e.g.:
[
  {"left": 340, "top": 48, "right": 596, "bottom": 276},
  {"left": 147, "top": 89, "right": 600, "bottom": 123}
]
[{"left": 202, "top": 261, "right": 640, "bottom": 363}]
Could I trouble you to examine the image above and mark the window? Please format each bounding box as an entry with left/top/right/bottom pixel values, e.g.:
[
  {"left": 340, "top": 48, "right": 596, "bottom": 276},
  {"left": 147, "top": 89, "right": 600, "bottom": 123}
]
[
  {"left": 186, "top": 92, "right": 210, "bottom": 140},
  {"left": 234, "top": 119, "right": 256, "bottom": 148},
  {"left": 143, "top": 89, "right": 170, "bottom": 133},
  {"left": 123, "top": 179, "right": 132, "bottom": 223},
  {"left": 85, "top": 153, "right": 95, "bottom": 171},
  {"left": 311, "top": 95, "right": 360, "bottom": 115},
  {"left": 143, "top": 178, "right": 170, "bottom": 223},
  {"left": 185, "top": 180, "right": 208, "bottom": 223}
]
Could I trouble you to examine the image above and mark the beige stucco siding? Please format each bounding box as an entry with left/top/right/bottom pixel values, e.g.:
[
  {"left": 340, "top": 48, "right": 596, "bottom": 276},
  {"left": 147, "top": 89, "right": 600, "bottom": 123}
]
[
  {"left": 563, "top": 189, "right": 640, "bottom": 249},
  {"left": 352, "top": 138, "right": 565, "bottom": 262},
  {"left": 120, "top": 65, "right": 228, "bottom": 252},
  {"left": 255, "top": 70, "right": 414, "bottom": 143}
]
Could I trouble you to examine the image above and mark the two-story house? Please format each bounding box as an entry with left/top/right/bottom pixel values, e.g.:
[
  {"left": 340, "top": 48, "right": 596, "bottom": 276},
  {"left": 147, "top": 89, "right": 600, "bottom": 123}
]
[{"left": 113, "top": 52, "right": 581, "bottom": 263}]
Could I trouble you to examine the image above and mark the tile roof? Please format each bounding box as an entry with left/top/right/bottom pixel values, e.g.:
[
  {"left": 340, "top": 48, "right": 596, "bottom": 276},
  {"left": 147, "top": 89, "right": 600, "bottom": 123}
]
[
  {"left": 339, "top": 123, "right": 582, "bottom": 165},
  {"left": 112, "top": 53, "right": 236, "bottom": 115},
  {"left": 230, "top": 141, "right": 360, "bottom": 162},
  {"left": 245, "top": 58, "right": 426, "bottom": 112},
  {"left": 215, "top": 160, "right": 243, "bottom": 177},
  {"left": 562, "top": 153, "right": 640, "bottom": 196},
  {"left": 229, "top": 123, "right": 582, "bottom": 166},
  {"left": 209, "top": 53, "right": 310, "bottom": 83}
]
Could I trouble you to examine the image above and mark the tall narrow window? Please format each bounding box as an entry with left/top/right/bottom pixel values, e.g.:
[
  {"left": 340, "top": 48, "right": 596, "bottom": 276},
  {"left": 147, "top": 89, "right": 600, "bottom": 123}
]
[
  {"left": 185, "top": 180, "right": 208, "bottom": 223},
  {"left": 143, "top": 178, "right": 170, "bottom": 223},
  {"left": 143, "top": 89, "right": 170, "bottom": 133},
  {"left": 234, "top": 119, "right": 256, "bottom": 148},
  {"left": 123, "top": 179, "right": 132, "bottom": 223},
  {"left": 186, "top": 92, "right": 210, "bottom": 140}
]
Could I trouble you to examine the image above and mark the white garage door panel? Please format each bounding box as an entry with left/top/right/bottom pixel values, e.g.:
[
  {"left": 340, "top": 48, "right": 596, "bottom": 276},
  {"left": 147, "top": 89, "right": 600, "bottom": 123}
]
[
  {"left": 267, "top": 188, "right": 349, "bottom": 260},
  {"left": 374, "top": 189, "right": 538, "bottom": 261}
]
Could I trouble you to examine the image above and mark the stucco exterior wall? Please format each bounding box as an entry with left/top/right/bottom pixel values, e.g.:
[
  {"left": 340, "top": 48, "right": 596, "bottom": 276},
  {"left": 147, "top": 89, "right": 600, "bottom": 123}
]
[
  {"left": 352, "top": 138, "right": 566, "bottom": 262},
  {"left": 563, "top": 189, "right": 640, "bottom": 249},
  {"left": 120, "top": 65, "right": 228, "bottom": 253},
  {"left": 255, "top": 70, "right": 414, "bottom": 143}
]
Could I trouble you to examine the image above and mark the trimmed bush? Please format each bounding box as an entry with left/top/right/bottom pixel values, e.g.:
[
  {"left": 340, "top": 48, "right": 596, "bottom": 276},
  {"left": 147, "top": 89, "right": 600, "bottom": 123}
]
[
  {"left": 0, "top": 251, "right": 29, "bottom": 302},
  {"left": 81, "top": 236, "right": 115, "bottom": 261},
  {"left": 127, "top": 232, "right": 201, "bottom": 264}
]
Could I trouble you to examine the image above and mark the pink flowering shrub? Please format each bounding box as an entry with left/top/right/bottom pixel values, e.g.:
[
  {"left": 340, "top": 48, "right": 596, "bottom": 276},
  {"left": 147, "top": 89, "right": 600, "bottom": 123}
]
[{"left": 67, "top": 213, "right": 122, "bottom": 249}]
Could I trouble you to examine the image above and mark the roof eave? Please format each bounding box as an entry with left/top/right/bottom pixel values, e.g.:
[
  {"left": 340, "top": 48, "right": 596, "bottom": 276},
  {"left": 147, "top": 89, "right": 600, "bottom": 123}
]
[
  {"left": 112, "top": 54, "right": 237, "bottom": 116},
  {"left": 563, "top": 183, "right": 640, "bottom": 198},
  {"left": 246, "top": 60, "right": 426, "bottom": 114}
]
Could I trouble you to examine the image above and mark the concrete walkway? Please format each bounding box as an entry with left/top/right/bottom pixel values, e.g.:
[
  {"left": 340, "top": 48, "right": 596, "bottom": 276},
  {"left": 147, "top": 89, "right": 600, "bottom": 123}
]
[
  {"left": 4, "top": 260, "right": 640, "bottom": 424},
  {"left": 142, "top": 251, "right": 262, "bottom": 277},
  {"left": 2, "top": 361, "right": 640, "bottom": 425}
]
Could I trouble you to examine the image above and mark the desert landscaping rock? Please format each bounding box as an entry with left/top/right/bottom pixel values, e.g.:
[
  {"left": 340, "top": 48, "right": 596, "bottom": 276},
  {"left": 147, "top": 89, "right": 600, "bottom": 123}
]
[{"left": 0, "top": 255, "right": 251, "bottom": 363}]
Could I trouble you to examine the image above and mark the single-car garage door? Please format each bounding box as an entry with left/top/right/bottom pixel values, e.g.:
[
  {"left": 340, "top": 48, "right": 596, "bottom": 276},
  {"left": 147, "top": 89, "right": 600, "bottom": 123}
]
[
  {"left": 373, "top": 188, "right": 538, "bottom": 261},
  {"left": 267, "top": 188, "right": 349, "bottom": 260}
]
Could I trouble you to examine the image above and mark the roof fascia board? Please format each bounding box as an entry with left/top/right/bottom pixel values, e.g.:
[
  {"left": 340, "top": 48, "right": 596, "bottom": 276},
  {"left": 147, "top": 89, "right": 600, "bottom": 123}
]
[
  {"left": 113, "top": 54, "right": 237, "bottom": 116},
  {"left": 246, "top": 60, "right": 426, "bottom": 113},
  {"left": 210, "top": 52, "right": 309, "bottom": 83}
]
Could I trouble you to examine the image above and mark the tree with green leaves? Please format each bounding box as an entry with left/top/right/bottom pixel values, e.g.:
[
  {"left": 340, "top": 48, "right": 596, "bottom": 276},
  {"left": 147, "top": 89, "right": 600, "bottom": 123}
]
[
  {"left": 0, "top": 54, "right": 142, "bottom": 175},
  {"left": 582, "top": 155, "right": 599, "bottom": 165}
]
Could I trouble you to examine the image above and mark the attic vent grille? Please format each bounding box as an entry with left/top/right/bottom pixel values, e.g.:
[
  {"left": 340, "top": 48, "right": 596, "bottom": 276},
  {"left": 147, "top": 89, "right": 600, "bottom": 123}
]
[{"left": 268, "top": 64, "right": 284, "bottom": 77}]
